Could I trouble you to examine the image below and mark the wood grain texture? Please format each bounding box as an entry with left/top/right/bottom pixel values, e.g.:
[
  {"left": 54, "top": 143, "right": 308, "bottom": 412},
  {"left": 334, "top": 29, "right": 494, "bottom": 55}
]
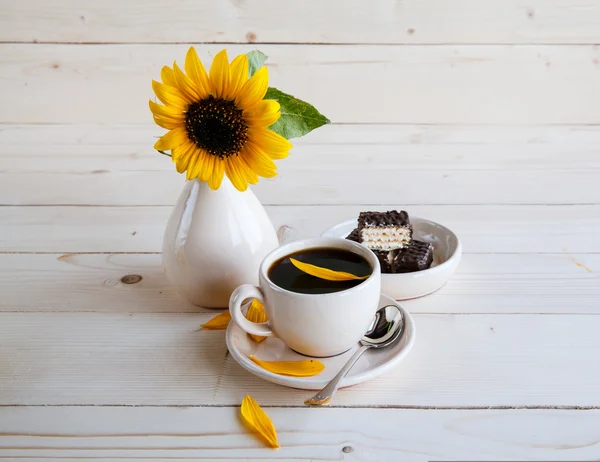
[
  {"left": 5, "top": 123, "right": 600, "bottom": 148},
  {"left": 3, "top": 150, "right": 599, "bottom": 206},
  {"left": 7, "top": 125, "right": 600, "bottom": 170},
  {"left": 2, "top": 205, "right": 599, "bottom": 253},
  {"left": 3, "top": 44, "right": 600, "bottom": 124},
  {"left": 1, "top": 312, "right": 600, "bottom": 407},
  {"left": 3, "top": 124, "right": 600, "bottom": 206},
  {"left": 2, "top": 0, "right": 600, "bottom": 45},
  {"left": 2, "top": 407, "right": 600, "bottom": 461},
  {"left": 1, "top": 0, "right": 599, "bottom": 454},
  {"left": 5, "top": 162, "right": 599, "bottom": 206},
  {"left": 1, "top": 253, "right": 598, "bottom": 314}
]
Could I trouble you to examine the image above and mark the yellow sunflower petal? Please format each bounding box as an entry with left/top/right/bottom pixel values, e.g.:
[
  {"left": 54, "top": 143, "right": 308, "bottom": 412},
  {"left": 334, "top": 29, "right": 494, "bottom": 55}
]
[
  {"left": 225, "top": 157, "right": 249, "bottom": 192},
  {"left": 244, "top": 100, "right": 281, "bottom": 127},
  {"left": 176, "top": 157, "right": 190, "bottom": 173},
  {"left": 236, "top": 66, "right": 269, "bottom": 109},
  {"left": 199, "top": 152, "right": 215, "bottom": 182},
  {"left": 246, "top": 299, "right": 267, "bottom": 342},
  {"left": 200, "top": 311, "right": 231, "bottom": 330},
  {"left": 238, "top": 154, "right": 260, "bottom": 185},
  {"left": 228, "top": 54, "right": 249, "bottom": 99},
  {"left": 176, "top": 156, "right": 193, "bottom": 173},
  {"left": 240, "top": 395, "right": 279, "bottom": 449},
  {"left": 174, "top": 142, "right": 196, "bottom": 173},
  {"left": 172, "top": 140, "right": 194, "bottom": 161},
  {"left": 209, "top": 49, "right": 230, "bottom": 99},
  {"left": 234, "top": 157, "right": 258, "bottom": 186},
  {"left": 154, "top": 127, "right": 188, "bottom": 151},
  {"left": 242, "top": 142, "right": 277, "bottom": 178},
  {"left": 160, "top": 66, "right": 177, "bottom": 87},
  {"left": 235, "top": 156, "right": 256, "bottom": 188},
  {"left": 152, "top": 80, "right": 189, "bottom": 109},
  {"left": 173, "top": 61, "right": 202, "bottom": 102},
  {"left": 251, "top": 128, "right": 292, "bottom": 159},
  {"left": 250, "top": 355, "right": 325, "bottom": 377},
  {"left": 185, "top": 147, "right": 210, "bottom": 181},
  {"left": 153, "top": 115, "right": 181, "bottom": 130},
  {"left": 149, "top": 100, "right": 185, "bottom": 120},
  {"left": 185, "top": 150, "right": 202, "bottom": 180},
  {"left": 188, "top": 147, "right": 208, "bottom": 181},
  {"left": 208, "top": 158, "right": 225, "bottom": 190},
  {"left": 152, "top": 112, "right": 185, "bottom": 126},
  {"left": 289, "top": 258, "right": 369, "bottom": 281},
  {"left": 185, "top": 47, "right": 211, "bottom": 98}
]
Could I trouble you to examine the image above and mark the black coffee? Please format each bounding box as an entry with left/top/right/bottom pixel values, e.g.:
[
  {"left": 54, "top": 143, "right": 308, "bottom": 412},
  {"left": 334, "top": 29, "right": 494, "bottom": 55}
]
[{"left": 268, "top": 247, "right": 372, "bottom": 294}]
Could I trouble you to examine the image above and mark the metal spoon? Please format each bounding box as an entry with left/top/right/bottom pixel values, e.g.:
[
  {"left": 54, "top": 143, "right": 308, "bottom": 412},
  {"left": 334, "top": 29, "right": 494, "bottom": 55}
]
[{"left": 304, "top": 304, "right": 405, "bottom": 406}]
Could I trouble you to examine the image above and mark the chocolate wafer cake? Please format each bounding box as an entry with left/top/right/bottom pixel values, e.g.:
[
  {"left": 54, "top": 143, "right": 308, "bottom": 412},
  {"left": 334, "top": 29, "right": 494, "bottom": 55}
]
[
  {"left": 358, "top": 211, "right": 412, "bottom": 251},
  {"left": 373, "top": 250, "right": 395, "bottom": 273},
  {"left": 393, "top": 239, "right": 434, "bottom": 273},
  {"left": 345, "top": 228, "right": 360, "bottom": 243}
]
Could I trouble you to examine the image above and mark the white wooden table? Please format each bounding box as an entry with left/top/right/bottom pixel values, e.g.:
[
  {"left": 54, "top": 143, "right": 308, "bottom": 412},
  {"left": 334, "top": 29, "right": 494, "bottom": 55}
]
[{"left": 2, "top": 1, "right": 600, "bottom": 460}]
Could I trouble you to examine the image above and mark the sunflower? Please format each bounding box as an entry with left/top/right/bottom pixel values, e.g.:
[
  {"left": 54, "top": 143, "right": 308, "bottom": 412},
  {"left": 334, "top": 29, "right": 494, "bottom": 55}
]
[{"left": 150, "top": 47, "right": 292, "bottom": 191}]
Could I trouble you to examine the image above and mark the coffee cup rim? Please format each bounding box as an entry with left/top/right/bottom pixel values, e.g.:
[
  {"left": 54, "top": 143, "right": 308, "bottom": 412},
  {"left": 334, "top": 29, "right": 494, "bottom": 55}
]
[{"left": 259, "top": 237, "right": 381, "bottom": 297}]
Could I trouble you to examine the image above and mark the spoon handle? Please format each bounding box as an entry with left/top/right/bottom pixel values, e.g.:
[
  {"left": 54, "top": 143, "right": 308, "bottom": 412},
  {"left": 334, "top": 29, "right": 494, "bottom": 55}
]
[{"left": 304, "top": 345, "right": 370, "bottom": 406}]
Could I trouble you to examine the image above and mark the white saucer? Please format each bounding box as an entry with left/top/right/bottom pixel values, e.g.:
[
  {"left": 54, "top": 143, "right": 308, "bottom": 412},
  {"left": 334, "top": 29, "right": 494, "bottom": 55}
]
[
  {"left": 225, "top": 294, "right": 416, "bottom": 390},
  {"left": 322, "top": 217, "right": 462, "bottom": 300}
]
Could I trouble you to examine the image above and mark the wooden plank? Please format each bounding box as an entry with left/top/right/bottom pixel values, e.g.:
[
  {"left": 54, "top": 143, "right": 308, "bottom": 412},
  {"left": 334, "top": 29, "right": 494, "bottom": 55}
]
[
  {"left": 1, "top": 253, "right": 598, "bottom": 314},
  {"left": 4, "top": 164, "right": 598, "bottom": 206},
  {"left": 3, "top": 44, "right": 600, "bottom": 124},
  {"left": 2, "top": 407, "right": 600, "bottom": 461},
  {"left": 0, "top": 206, "right": 170, "bottom": 253},
  {"left": 4, "top": 124, "right": 600, "bottom": 206},
  {"left": 2, "top": 0, "right": 600, "bottom": 45},
  {"left": 1, "top": 205, "right": 599, "bottom": 253},
  {"left": 1, "top": 312, "right": 600, "bottom": 406},
  {"left": 8, "top": 136, "right": 600, "bottom": 171},
  {"left": 5, "top": 123, "right": 600, "bottom": 148}
]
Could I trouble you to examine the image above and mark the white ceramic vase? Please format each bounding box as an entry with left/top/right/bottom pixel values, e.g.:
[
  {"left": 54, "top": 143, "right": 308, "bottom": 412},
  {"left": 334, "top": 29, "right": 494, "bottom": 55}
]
[{"left": 162, "top": 178, "right": 279, "bottom": 308}]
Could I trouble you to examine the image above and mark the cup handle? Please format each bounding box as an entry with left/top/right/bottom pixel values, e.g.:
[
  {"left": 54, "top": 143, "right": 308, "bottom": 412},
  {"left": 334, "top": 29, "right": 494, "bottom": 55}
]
[{"left": 229, "top": 284, "right": 273, "bottom": 337}]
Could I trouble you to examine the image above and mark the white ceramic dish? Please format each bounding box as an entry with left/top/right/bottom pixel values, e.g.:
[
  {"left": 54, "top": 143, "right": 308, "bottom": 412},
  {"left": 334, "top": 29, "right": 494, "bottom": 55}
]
[
  {"left": 322, "top": 217, "right": 462, "bottom": 300},
  {"left": 226, "top": 294, "right": 415, "bottom": 390}
]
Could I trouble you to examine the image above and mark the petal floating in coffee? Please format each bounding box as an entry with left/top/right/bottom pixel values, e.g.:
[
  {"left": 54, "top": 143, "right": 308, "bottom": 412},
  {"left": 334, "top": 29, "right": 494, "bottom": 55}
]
[
  {"left": 289, "top": 258, "right": 369, "bottom": 281},
  {"left": 240, "top": 395, "right": 280, "bottom": 448},
  {"left": 246, "top": 299, "right": 268, "bottom": 343},
  {"left": 200, "top": 311, "right": 231, "bottom": 330},
  {"left": 250, "top": 355, "right": 325, "bottom": 377}
]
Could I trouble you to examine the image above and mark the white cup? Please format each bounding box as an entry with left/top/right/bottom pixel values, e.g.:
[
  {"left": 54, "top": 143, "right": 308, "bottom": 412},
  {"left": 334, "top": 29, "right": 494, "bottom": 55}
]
[{"left": 229, "top": 237, "right": 381, "bottom": 357}]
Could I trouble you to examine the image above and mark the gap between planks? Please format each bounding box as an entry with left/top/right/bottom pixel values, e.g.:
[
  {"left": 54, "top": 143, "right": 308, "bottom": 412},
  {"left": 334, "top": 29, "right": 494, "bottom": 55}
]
[
  {"left": 19, "top": 253, "right": 600, "bottom": 257},
  {"left": 1, "top": 204, "right": 600, "bottom": 207},
  {"left": 2, "top": 404, "right": 600, "bottom": 410},
  {"left": 3, "top": 312, "right": 600, "bottom": 316},
  {"left": 5, "top": 121, "right": 600, "bottom": 126},
  {"left": 5, "top": 41, "right": 600, "bottom": 46}
]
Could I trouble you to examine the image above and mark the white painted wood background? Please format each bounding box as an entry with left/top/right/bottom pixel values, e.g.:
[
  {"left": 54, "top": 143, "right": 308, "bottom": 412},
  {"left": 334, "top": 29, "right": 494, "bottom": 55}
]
[{"left": 1, "top": 1, "right": 600, "bottom": 460}]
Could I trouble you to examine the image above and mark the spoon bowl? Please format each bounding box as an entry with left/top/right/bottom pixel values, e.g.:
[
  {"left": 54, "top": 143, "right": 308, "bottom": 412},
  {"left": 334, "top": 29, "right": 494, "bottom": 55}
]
[
  {"left": 305, "top": 304, "right": 405, "bottom": 406},
  {"left": 362, "top": 305, "right": 405, "bottom": 349}
]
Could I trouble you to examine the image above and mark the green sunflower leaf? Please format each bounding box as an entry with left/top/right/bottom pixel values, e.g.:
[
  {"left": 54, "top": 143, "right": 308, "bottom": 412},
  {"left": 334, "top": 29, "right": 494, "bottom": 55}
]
[
  {"left": 264, "top": 87, "right": 330, "bottom": 139},
  {"left": 157, "top": 150, "right": 171, "bottom": 157},
  {"left": 247, "top": 50, "right": 268, "bottom": 78}
]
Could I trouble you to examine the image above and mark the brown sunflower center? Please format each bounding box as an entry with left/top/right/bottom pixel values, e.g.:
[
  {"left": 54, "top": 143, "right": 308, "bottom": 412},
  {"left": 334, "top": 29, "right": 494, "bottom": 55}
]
[{"left": 185, "top": 96, "right": 248, "bottom": 159}]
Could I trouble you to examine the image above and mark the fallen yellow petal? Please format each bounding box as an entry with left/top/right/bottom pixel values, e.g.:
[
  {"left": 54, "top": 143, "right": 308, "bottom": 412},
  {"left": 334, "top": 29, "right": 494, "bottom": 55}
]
[
  {"left": 250, "top": 355, "right": 325, "bottom": 377},
  {"left": 240, "top": 395, "right": 280, "bottom": 448},
  {"left": 246, "top": 299, "right": 268, "bottom": 343},
  {"left": 289, "top": 258, "right": 369, "bottom": 281},
  {"left": 200, "top": 311, "right": 231, "bottom": 330},
  {"left": 199, "top": 300, "right": 268, "bottom": 332}
]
